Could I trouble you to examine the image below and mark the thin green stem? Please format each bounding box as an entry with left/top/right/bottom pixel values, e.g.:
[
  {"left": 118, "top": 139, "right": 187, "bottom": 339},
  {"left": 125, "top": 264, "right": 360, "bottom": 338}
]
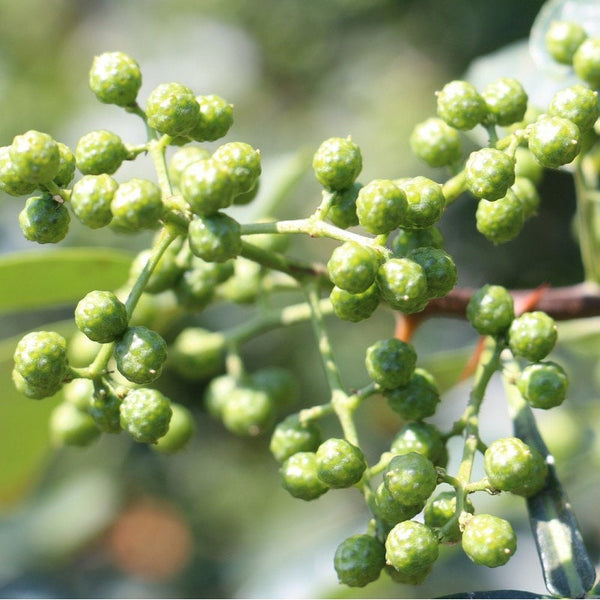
[
  {"left": 574, "top": 158, "right": 600, "bottom": 283},
  {"left": 442, "top": 170, "right": 467, "bottom": 205},
  {"left": 148, "top": 135, "right": 174, "bottom": 197}
]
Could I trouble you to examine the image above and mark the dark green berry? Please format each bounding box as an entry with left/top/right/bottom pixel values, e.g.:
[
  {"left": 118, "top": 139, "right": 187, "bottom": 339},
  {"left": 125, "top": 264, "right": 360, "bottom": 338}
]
[
  {"left": 249, "top": 366, "right": 298, "bottom": 408},
  {"left": 409, "top": 118, "right": 462, "bottom": 167},
  {"left": 70, "top": 174, "right": 117, "bottom": 229},
  {"left": 204, "top": 374, "right": 238, "bottom": 419},
  {"left": 75, "top": 130, "right": 127, "bottom": 175},
  {"left": 465, "top": 148, "right": 515, "bottom": 200},
  {"left": 508, "top": 311, "right": 557, "bottom": 361},
  {"left": 384, "top": 452, "right": 438, "bottom": 507},
  {"left": 89, "top": 384, "right": 122, "bottom": 433},
  {"left": 168, "top": 146, "right": 211, "bottom": 188},
  {"left": 466, "top": 284, "right": 515, "bottom": 336},
  {"left": 573, "top": 37, "right": 600, "bottom": 89},
  {"left": 326, "top": 182, "right": 361, "bottom": 229},
  {"left": 89, "top": 51, "right": 142, "bottom": 106},
  {"left": 424, "top": 490, "right": 474, "bottom": 543},
  {"left": 153, "top": 402, "right": 195, "bottom": 453},
  {"left": 0, "top": 146, "right": 36, "bottom": 197},
  {"left": 330, "top": 283, "right": 380, "bottom": 323},
  {"left": 114, "top": 325, "right": 167, "bottom": 384},
  {"left": 461, "top": 514, "right": 517, "bottom": 567},
  {"left": 174, "top": 266, "right": 218, "bottom": 311},
  {"left": 327, "top": 241, "right": 381, "bottom": 293},
  {"left": 74, "top": 290, "right": 128, "bottom": 343},
  {"left": 510, "top": 176, "right": 540, "bottom": 219},
  {"left": 391, "top": 226, "right": 444, "bottom": 256},
  {"left": 316, "top": 438, "right": 367, "bottom": 488},
  {"left": 110, "top": 178, "right": 163, "bottom": 232},
  {"left": 476, "top": 190, "right": 524, "bottom": 244},
  {"left": 312, "top": 136, "right": 362, "bottom": 191},
  {"left": 54, "top": 142, "right": 76, "bottom": 187},
  {"left": 385, "top": 369, "right": 440, "bottom": 421},
  {"left": 375, "top": 482, "right": 422, "bottom": 527},
  {"left": 19, "top": 194, "right": 70, "bottom": 244},
  {"left": 10, "top": 130, "right": 60, "bottom": 184},
  {"left": 221, "top": 385, "right": 275, "bottom": 436},
  {"left": 385, "top": 521, "right": 439, "bottom": 577},
  {"left": 50, "top": 401, "right": 100, "bottom": 447},
  {"left": 517, "top": 361, "right": 568, "bottom": 409},
  {"left": 216, "top": 257, "right": 262, "bottom": 304},
  {"left": 355, "top": 179, "right": 407, "bottom": 234},
  {"left": 334, "top": 534, "right": 386, "bottom": 587},
  {"left": 548, "top": 85, "right": 599, "bottom": 133},
  {"left": 528, "top": 115, "right": 581, "bottom": 169},
  {"left": 180, "top": 158, "right": 234, "bottom": 216},
  {"left": 376, "top": 258, "right": 429, "bottom": 313},
  {"left": 545, "top": 20, "right": 588, "bottom": 65},
  {"left": 12, "top": 368, "right": 62, "bottom": 400},
  {"left": 145, "top": 82, "right": 199, "bottom": 137},
  {"left": 212, "top": 141, "right": 262, "bottom": 197},
  {"left": 169, "top": 327, "right": 225, "bottom": 381},
  {"left": 407, "top": 246, "right": 457, "bottom": 298},
  {"left": 482, "top": 78, "right": 528, "bottom": 126},
  {"left": 390, "top": 421, "right": 445, "bottom": 464},
  {"left": 120, "top": 387, "right": 172, "bottom": 443},
  {"left": 269, "top": 415, "right": 322, "bottom": 463},
  {"left": 188, "top": 213, "right": 242, "bottom": 263},
  {"left": 189, "top": 94, "right": 234, "bottom": 142},
  {"left": 365, "top": 338, "right": 417, "bottom": 390},
  {"left": 395, "top": 176, "right": 446, "bottom": 229},
  {"left": 280, "top": 451, "right": 329, "bottom": 501},
  {"left": 484, "top": 437, "right": 548, "bottom": 496},
  {"left": 14, "top": 331, "right": 68, "bottom": 390},
  {"left": 436, "top": 80, "right": 486, "bottom": 130}
]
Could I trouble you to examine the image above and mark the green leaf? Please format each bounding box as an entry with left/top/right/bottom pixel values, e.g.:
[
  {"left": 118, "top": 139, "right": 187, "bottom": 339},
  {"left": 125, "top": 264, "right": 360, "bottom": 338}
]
[
  {"left": 420, "top": 345, "right": 473, "bottom": 393},
  {"left": 0, "top": 247, "right": 133, "bottom": 314}
]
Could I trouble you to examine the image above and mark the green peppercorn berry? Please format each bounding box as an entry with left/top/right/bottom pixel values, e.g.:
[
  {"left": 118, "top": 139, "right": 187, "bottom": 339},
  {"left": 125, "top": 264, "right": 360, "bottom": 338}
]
[
  {"left": 74, "top": 290, "right": 128, "bottom": 343},
  {"left": 168, "top": 146, "right": 212, "bottom": 188},
  {"left": 409, "top": 118, "right": 462, "bottom": 168},
  {"left": 395, "top": 176, "right": 446, "bottom": 229},
  {"left": 174, "top": 266, "right": 217, "bottom": 311},
  {"left": 573, "top": 37, "right": 600, "bottom": 89},
  {"left": 12, "top": 368, "right": 62, "bottom": 400},
  {"left": 466, "top": 284, "right": 515, "bottom": 336},
  {"left": 390, "top": 421, "right": 445, "bottom": 464},
  {"left": 510, "top": 176, "right": 540, "bottom": 219},
  {"left": 316, "top": 438, "right": 367, "bottom": 488},
  {"left": 212, "top": 141, "right": 262, "bottom": 197},
  {"left": 280, "top": 451, "right": 329, "bottom": 500},
  {"left": 365, "top": 338, "right": 417, "bottom": 390},
  {"left": 476, "top": 190, "right": 525, "bottom": 244},
  {"left": 89, "top": 384, "right": 122, "bottom": 433},
  {"left": 269, "top": 415, "right": 322, "bottom": 463},
  {"left": 0, "top": 146, "right": 37, "bottom": 197},
  {"left": 514, "top": 147, "right": 544, "bottom": 185},
  {"left": 14, "top": 331, "right": 69, "bottom": 390},
  {"left": 114, "top": 325, "right": 167, "bottom": 384},
  {"left": 312, "top": 136, "right": 362, "bottom": 191},
  {"left": 384, "top": 562, "right": 433, "bottom": 585},
  {"left": 484, "top": 437, "right": 548, "bottom": 496},
  {"left": 70, "top": 174, "right": 117, "bottom": 229},
  {"left": 385, "top": 521, "right": 439, "bottom": 578},
  {"left": 63, "top": 377, "right": 93, "bottom": 411},
  {"left": 407, "top": 246, "right": 457, "bottom": 299},
  {"left": 326, "top": 182, "right": 361, "bottom": 229},
  {"left": 233, "top": 181, "right": 260, "bottom": 206},
  {"left": 221, "top": 384, "right": 276, "bottom": 437},
  {"left": 169, "top": 327, "right": 225, "bottom": 381},
  {"left": 391, "top": 226, "right": 444, "bottom": 256},
  {"left": 518, "top": 361, "right": 568, "bottom": 409},
  {"left": 188, "top": 213, "right": 242, "bottom": 263},
  {"left": 129, "top": 246, "right": 183, "bottom": 295},
  {"left": 482, "top": 78, "right": 528, "bottom": 126},
  {"left": 334, "top": 534, "right": 386, "bottom": 587},
  {"left": 204, "top": 374, "right": 237, "bottom": 419},
  {"left": 216, "top": 257, "right": 262, "bottom": 304},
  {"left": 9, "top": 130, "right": 60, "bottom": 184},
  {"left": 465, "top": 148, "right": 515, "bottom": 201},
  {"left": 189, "top": 94, "right": 234, "bottom": 142},
  {"left": 110, "top": 178, "right": 163, "bottom": 232},
  {"left": 545, "top": 20, "right": 588, "bottom": 65},
  {"left": 145, "top": 82, "right": 199, "bottom": 137},
  {"left": 375, "top": 481, "right": 422, "bottom": 527},
  {"left": 508, "top": 311, "right": 557, "bottom": 361},
  {"left": 19, "top": 194, "right": 70, "bottom": 244},
  {"left": 548, "top": 85, "right": 599, "bottom": 133},
  {"left": 54, "top": 142, "right": 76, "bottom": 187},
  {"left": 384, "top": 452, "right": 438, "bottom": 507},
  {"left": 376, "top": 258, "right": 429, "bottom": 313},
  {"left": 528, "top": 115, "right": 581, "bottom": 169},
  {"left": 355, "top": 179, "right": 407, "bottom": 234},
  {"left": 462, "top": 513, "right": 517, "bottom": 567},
  {"left": 120, "top": 387, "right": 172, "bottom": 444},
  {"left": 153, "top": 403, "right": 195, "bottom": 453},
  {"left": 180, "top": 158, "right": 234, "bottom": 216},
  {"left": 436, "top": 80, "right": 487, "bottom": 130},
  {"left": 75, "top": 130, "right": 127, "bottom": 175},
  {"left": 385, "top": 368, "right": 440, "bottom": 421},
  {"left": 250, "top": 366, "right": 298, "bottom": 408},
  {"left": 327, "top": 241, "right": 381, "bottom": 293},
  {"left": 49, "top": 401, "right": 100, "bottom": 447},
  {"left": 89, "top": 51, "right": 142, "bottom": 107},
  {"left": 424, "top": 490, "right": 474, "bottom": 543},
  {"left": 330, "top": 283, "right": 380, "bottom": 323}
]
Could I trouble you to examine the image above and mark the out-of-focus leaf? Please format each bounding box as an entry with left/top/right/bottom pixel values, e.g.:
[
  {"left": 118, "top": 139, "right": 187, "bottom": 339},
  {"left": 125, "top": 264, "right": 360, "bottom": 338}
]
[
  {"left": 420, "top": 346, "right": 474, "bottom": 393},
  {"left": 556, "top": 317, "right": 600, "bottom": 358}
]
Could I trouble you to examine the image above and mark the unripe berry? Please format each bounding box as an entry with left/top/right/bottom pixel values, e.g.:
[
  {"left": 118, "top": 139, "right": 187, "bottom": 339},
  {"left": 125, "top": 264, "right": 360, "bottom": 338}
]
[
  {"left": 89, "top": 51, "right": 142, "bottom": 107},
  {"left": 0, "top": 146, "right": 37, "bottom": 196},
  {"left": 19, "top": 194, "right": 70, "bottom": 244},
  {"left": 527, "top": 115, "right": 581, "bottom": 169},
  {"left": 465, "top": 148, "right": 515, "bottom": 201},
  {"left": 424, "top": 490, "right": 474, "bottom": 543},
  {"left": 327, "top": 241, "right": 381, "bottom": 293},
  {"left": 355, "top": 179, "right": 407, "bottom": 234},
  {"left": 10, "top": 130, "right": 60, "bottom": 184},
  {"left": 204, "top": 374, "right": 238, "bottom": 419},
  {"left": 383, "top": 452, "right": 438, "bottom": 507},
  {"left": 120, "top": 388, "right": 172, "bottom": 444},
  {"left": 269, "top": 415, "right": 321, "bottom": 463},
  {"left": 74, "top": 290, "right": 128, "bottom": 343},
  {"left": 510, "top": 176, "right": 540, "bottom": 219},
  {"left": 70, "top": 174, "right": 118, "bottom": 229},
  {"left": 461, "top": 514, "right": 517, "bottom": 567},
  {"left": 330, "top": 283, "right": 380, "bottom": 323},
  {"left": 508, "top": 311, "right": 557, "bottom": 361},
  {"left": 548, "top": 85, "right": 599, "bottom": 133},
  {"left": 365, "top": 338, "right": 417, "bottom": 390},
  {"left": 316, "top": 438, "right": 367, "bottom": 488},
  {"left": 280, "top": 451, "right": 329, "bottom": 500},
  {"left": 573, "top": 37, "right": 600, "bottom": 89},
  {"left": 189, "top": 94, "right": 234, "bottom": 142},
  {"left": 168, "top": 146, "right": 211, "bottom": 188},
  {"left": 518, "top": 360, "right": 568, "bottom": 409},
  {"left": 436, "top": 80, "right": 486, "bottom": 130},
  {"left": 375, "top": 482, "right": 422, "bottom": 527},
  {"left": 89, "top": 384, "right": 122, "bottom": 433},
  {"left": 169, "top": 327, "right": 225, "bottom": 381},
  {"left": 312, "top": 136, "right": 362, "bottom": 191},
  {"left": 145, "top": 82, "right": 199, "bottom": 137},
  {"left": 407, "top": 246, "right": 457, "bottom": 299},
  {"left": 221, "top": 385, "right": 275, "bottom": 436},
  {"left": 390, "top": 421, "right": 445, "bottom": 464},
  {"left": 545, "top": 20, "right": 587, "bottom": 65},
  {"left": 476, "top": 190, "right": 524, "bottom": 244},
  {"left": 180, "top": 158, "right": 234, "bottom": 216},
  {"left": 409, "top": 118, "right": 462, "bottom": 168},
  {"left": 54, "top": 142, "right": 76, "bottom": 187},
  {"left": 385, "top": 521, "right": 439, "bottom": 578},
  {"left": 482, "top": 78, "right": 528, "bottom": 126},
  {"left": 75, "top": 130, "right": 127, "bottom": 175},
  {"left": 188, "top": 213, "right": 242, "bottom": 263},
  {"left": 212, "top": 141, "right": 262, "bottom": 197},
  {"left": 327, "top": 182, "right": 361, "bottom": 229},
  {"left": 514, "top": 147, "right": 544, "bottom": 185},
  {"left": 334, "top": 535, "right": 386, "bottom": 587},
  {"left": 466, "top": 284, "right": 515, "bottom": 336},
  {"left": 376, "top": 258, "right": 429, "bottom": 314},
  {"left": 114, "top": 326, "right": 168, "bottom": 384},
  {"left": 153, "top": 403, "right": 195, "bottom": 453},
  {"left": 12, "top": 368, "right": 62, "bottom": 400},
  {"left": 129, "top": 246, "right": 183, "bottom": 295},
  {"left": 49, "top": 401, "right": 100, "bottom": 447},
  {"left": 14, "top": 330, "right": 69, "bottom": 390},
  {"left": 395, "top": 176, "right": 446, "bottom": 229},
  {"left": 249, "top": 366, "right": 298, "bottom": 409},
  {"left": 391, "top": 226, "right": 444, "bottom": 257},
  {"left": 174, "top": 266, "right": 218, "bottom": 311},
  {"left": 385, "top": 369, "right": 440, "bottom": 421},
  {"left": 110, "top": 178, "right": 163, "bottom": 232}
]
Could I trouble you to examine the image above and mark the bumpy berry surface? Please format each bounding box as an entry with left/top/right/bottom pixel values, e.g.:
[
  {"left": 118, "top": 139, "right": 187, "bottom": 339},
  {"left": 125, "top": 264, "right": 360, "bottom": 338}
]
[
  {"left": 89, "top": 51, "right": 142, "bottom": 107},
  {"left": 327, "top": 241, "right": 380, "bottom": 293},
  {"left": 365, "top": 338, "right": 417, "bottom": 390},
  {"left": 527, "top": 116, "right": 581, "bottom": 169},
  {"left": 385, "top": 521, "right": 439, "bottom": 577},
  {"left": 189, "top": 94, "right": 234, "bottom": 142},
  {"left": 355, "top": 179, "right": 407, "bottom": 234},
  {"left": 114, "top": 326, "right": 168, "bottom": 384},
  {"left": 269, "top": 415, "right": 321, "bottom": 463},
  {"left": 508, "top": 311, "right": 557, "bottom": 361},
  {"left": 14, "top": 330, "right": 68, "bottom": 390},
  {"left": 50, "top": 402, "right": 100, "bottom": 447},
  {"left": 170, "top": 327, "right": 225, "bottom": 381},
  {"left": 75, "top": 130, "right": 127, "bottom": 175},
  {"left": 74, "top": 290, "right": 128, "bottom": 343},
  {"left": 63, "top": 378, "right": 93, "bottom": 411},
  {"left": 407, "top": 246, "right": 457, "bottom": 298},
  {"left": 12, "top": 368, "right": 62, "bottom": 400},
  {"left": 110, "top": 178, "right": 163, "bottom": 232},
  {"left": 316, "top": 438, "right": 367, "bottom": 488},
  {"left": 119, "top": 388, "right": 172, "bottom": 444},
  {"left": 70, "top": 174, "right": 117, "bottom": 229},
  {"left": 462, "top": 514, "right": 517, "bottom": 567},
  {"left": 423, "top": 490, "right": 474, "bottom": 543},
  {"left": 89, "top": 384, "right": 122, "bottom": 433},
  {"left": 409, "top": 118, "right": 462, "bottom": 168},
  {"left": 375, "top": 482, "right": 422, "bottom": 527},
  {"left": 476, "top": 191, "right": 524, "bottom": 244},
  {"left": 180, "top": 158, "right": 234, "bottom": 216},
  {"left": 549, "top": 85, "right": 599, "bottom": 133},
  {"left": 484, "top": 437, "right": 548, "bottom": 496},
  {"left": 221, "top": 386, "right": 275, "bottom": 436},
  {"left": 280, "top": 451, "right": 329, "bottom": 500},
  {"left": 436, "top": 80, "right": 486, "bottom": 130},
  {"left": 391, "top": 226, "right": 444, "bottom": 256},
  {"left": 188, "top": 213, "right": 242, "bottom": 262},
  {"left": 145, "top": 82, "right": 199, "bottom": 137},
  {"left": 0, "top": 146, "right": 37, "bottom": 196},
  {"left": 545, "top": 20, "right": 587, "bottom": 65},
  {"left": 327, "top": 182, "right": 361, "bottom": 229},
  {"left": 153, "top": 403, "right": 195, "bottom": 453},
  {"left": 330, "top": 283, "right": 380, "bottom": 322},
  {"left": 334, "top": 534, "right": 386, "bottom": 587},
  {"left": 384, "top": 452, "right": 438, "bottom": 507},
  {"left": 312, "top": 136, "right": 362, "bottom": 191},
  {"left": 573, "top": 38, "right": 600, "bottom": 89},
  {"left": 466, "top": 284, "right": 515, "bottom": 336},
  {"left": 19, "top": 194, "right": 70, "bottom": 244},
  {"left": 395, "top": 176, "right": 445, "bottom": 229},
  {"left": 518, "top": 360, "right": 568, "bottom": 409},
  {"left": 482, "top": 78, "right": 528, "bottom": 126},
  {"left": 465, "top": 148, "right": 515, "bottom": 201},
  {"left": 390, "top": 421, "right": 445, "bottom": 464},
  {"left": 10, "top": 130, "right": 60, "bottom": 184},
  {"left": 385, "top": 368, "right": 440, "bottom": 421},
  {"left": 54, "top": 142, "right": 76, "bottom": 187},
  {"left": 169, "top": 146, "right": 212, "bottom": 188},
  {"left": 376, "top": 258, "right": 429, "bottom": 313},
  {"left": 510, "top": 176, "right": 540, "bottom": 219},
  {"left": 175, "top": 266, "right": 217, "bottom": 311},
  {"left": 212, "top": 141, "right": 261, "bottom": 197}
]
